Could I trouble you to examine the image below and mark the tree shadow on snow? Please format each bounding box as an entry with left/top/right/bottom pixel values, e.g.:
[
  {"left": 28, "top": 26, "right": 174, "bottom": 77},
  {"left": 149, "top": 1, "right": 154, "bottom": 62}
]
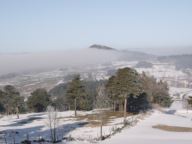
[
  {"left": 164, "top": 109, "right": 176, "bottom": 115},
  {"left": 1, "top": 113, "right": 45, "bottom": 127},
  {"left": 2, "top": 121, "right": 88, "bottom": 143}
]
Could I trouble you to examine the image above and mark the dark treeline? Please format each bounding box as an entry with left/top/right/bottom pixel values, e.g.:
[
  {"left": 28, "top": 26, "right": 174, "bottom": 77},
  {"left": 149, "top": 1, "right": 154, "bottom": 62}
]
[
  {"left": 0, "top": 85, "right": 25, "bottom": 118},
  {"left": 0, "top": 67, "right": 173, "bottom": 117}
]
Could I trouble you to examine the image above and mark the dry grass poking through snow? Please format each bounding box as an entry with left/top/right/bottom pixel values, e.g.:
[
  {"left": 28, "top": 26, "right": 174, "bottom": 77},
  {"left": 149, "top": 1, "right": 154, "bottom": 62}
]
[
  {"left": 153, "top": 124, "right": 192, "bottom": 132},
  {"left": 76, "top": 110, "right": 132, "bottom": 127}
]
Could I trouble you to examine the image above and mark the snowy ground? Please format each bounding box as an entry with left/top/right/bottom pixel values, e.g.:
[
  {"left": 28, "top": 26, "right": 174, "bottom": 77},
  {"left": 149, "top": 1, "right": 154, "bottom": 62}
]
[
  {"left": 0, "top": 110, "right": 144, "bottom": 144},
  {"left": 0, "top": 102, "right": 192, "bottom": 144},
  {"left": 100, "top": 104, "right": 192, "bottom": 144}
]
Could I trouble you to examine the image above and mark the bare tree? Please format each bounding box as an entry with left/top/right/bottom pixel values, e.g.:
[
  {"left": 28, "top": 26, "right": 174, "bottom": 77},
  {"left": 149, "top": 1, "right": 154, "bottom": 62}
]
[
  {"left": 93, "top": 74, "right": 111, "bottom": 140},
  {"left": 96, "top": 85, "right": 105, "bottom": 140},
  {"left": 95, "top": 84, "right": 110, "bottom": 140},
  {"left": 46, "top": 106, "right": 59, "bottom": 143},
  {"left": 95, "top": 84, "right": 110, "bottom": 109}
]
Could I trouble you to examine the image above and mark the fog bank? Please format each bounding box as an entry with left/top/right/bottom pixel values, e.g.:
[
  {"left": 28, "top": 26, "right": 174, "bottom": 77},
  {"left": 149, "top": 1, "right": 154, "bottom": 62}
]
[{"left": 0, "top": 49, "right": 118, "bottom": 76}]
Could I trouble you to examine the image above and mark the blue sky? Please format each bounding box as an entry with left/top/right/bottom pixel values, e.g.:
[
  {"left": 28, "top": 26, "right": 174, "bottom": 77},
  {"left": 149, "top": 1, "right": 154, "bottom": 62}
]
[{"left": 0, "top": 0, "right": 192, "bottom": 53}]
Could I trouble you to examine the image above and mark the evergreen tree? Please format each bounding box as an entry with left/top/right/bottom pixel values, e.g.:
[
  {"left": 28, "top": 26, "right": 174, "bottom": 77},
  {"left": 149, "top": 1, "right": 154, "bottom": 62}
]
[
  {"left": 141, "top": 73, "right": 172, "bottom": 107},
  {"left": 0, "top": 85, "right": 24, "bottom": 118},
  {"left": 107, "top": 68, "right": 143, "bottom": 124},
  {"left": 0, "top": 90, "right": 6, "bottom": 113},
  {"left": 27, "top": 88, "right": 51, "bottom": 112},
  {"left": 106, "top": 76, "right": 119, "bottom": 111},
  {"left": 66, "top": 75, "right": 88, "bottom": 116},
  {"left": 153, "top": 80, "right": 172, "bottom": 107},
  {"left": 188, "top": 96, "right": 192, "bottom": 107},
  {"left": 50, "top": 80, "right": 105, "bottom": 111},
  {"left": 127, "top": 92, "right": 150, "bottom": 113},
  {"left": 140, "top": 72, "right": 156, "bottom": 103}
]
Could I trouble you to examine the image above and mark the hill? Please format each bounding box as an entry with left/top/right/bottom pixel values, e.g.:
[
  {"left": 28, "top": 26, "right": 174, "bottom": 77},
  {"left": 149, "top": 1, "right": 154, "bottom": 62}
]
[{"left": 158, "top": 55, "right": 192, "bottom": 69}]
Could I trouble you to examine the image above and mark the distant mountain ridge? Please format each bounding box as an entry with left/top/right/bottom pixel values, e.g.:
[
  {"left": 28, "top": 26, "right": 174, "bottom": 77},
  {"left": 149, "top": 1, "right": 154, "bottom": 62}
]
[
  {"left": 89, "top": 45, "right": 192, "bottom": 69},
  {"left": 89, "top": 44, "right": 156, "bottom": 61},
  {"left": 89, "top": 44, "right": 117, "bottom": 51},
  {"left": 158, "top": 54, "right": 192, "bottom": 69}
]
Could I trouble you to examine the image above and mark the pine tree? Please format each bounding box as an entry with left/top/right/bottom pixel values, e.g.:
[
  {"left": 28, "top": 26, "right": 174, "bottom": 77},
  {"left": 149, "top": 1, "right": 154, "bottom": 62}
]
[
  {"left": 27, "top": 88, "right": 51, "bottom": 112},
  {"left": 0, "top": 85, "right": 24, "bottom": 118},
  {"left": 107, "top": 68, "right": 143, "bottom": 125},
  {"left": 66, "top": 75, "right": 88, "bottom": 117},
  {"left": 141, "top": 73, "right": 172, "bottom": 108},
  {"left": 188, "top": 96, "right": 192, "bottom": 108},
  {"left": 0, "top": 90, "right": 6, "bottom": 113},
  {"left": 153, "top": 80, "right": 172, "bottom": 107},
  {"left": 140, "top": 72, "right": 157, "bottom": 103}
]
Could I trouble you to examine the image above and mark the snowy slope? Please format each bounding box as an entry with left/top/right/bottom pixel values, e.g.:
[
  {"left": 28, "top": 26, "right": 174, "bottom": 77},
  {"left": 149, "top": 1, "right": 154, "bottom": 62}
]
[
  {"left": 0, "top": 110, "right": 143, "bottom": 144},
  {"left": 101, "top": 110, "right": 192, "bottom": 144}
]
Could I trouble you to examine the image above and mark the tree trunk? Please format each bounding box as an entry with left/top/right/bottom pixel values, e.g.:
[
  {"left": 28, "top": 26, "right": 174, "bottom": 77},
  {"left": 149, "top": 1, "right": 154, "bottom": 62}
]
[
  {"left": 124, "top": 97, "right": 127, "bottom": 125},
  {"left": 6, "top": 105, "right": 9, "bottom": 116},
  {"left": 100, "top": 118, "right": 103, "bottom": 140},
  {"left": 16, "top": 106, "right": 19, "bottom": 119},
  {"left": 113, "top": 101, "right": 116, "bottom": 112},
  {"left": 74, "top": 98, "right": 77, "bottom": 117},
  {"left": 53, "top": 127, "right": 56, "bottom": 142}
]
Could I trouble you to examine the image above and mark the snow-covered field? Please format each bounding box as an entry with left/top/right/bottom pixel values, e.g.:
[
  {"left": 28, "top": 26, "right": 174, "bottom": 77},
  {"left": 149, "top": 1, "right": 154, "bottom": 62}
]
[
  {"left": 0, "top": 110, "right": 144, "bottom": 144},
  {"left": 0, "top": 104, "right": 192, "bottom": 144},
  {"left": 101, "top": 108, "right": 192, "bottom": 144},
  {"left": 64, "top": 104, "right": 192, "bottom": 144}
]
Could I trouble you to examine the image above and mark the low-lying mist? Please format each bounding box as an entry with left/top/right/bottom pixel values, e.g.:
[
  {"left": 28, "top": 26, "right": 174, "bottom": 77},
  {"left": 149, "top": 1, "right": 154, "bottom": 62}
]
[{"left": 0, "top": 49, "right": 118, "bottom": 76}]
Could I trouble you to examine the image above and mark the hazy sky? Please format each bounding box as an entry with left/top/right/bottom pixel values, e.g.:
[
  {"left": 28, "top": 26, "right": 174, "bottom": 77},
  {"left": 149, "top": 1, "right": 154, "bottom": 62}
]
[{"left": 0, "top": 0, "right": 192, "bottom": 53}]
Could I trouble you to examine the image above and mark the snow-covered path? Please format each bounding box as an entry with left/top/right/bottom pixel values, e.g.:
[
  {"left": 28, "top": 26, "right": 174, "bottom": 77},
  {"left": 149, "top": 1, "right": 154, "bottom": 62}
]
[{"left": 102, "top": 109, "right": 192, "bottom": 144}]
